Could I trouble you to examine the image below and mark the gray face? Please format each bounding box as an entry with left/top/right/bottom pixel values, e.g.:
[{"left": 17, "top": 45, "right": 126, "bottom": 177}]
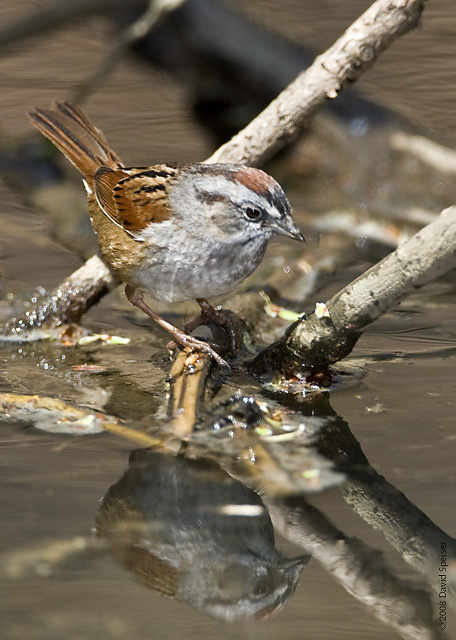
[{"left": 174, "top": 163, "right": 303, "bottom": 246}]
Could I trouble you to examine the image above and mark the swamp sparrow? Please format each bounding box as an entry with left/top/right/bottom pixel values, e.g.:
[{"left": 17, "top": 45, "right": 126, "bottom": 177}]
[{"left": 28, "top": 101, "right": 303, "bottom": 365}]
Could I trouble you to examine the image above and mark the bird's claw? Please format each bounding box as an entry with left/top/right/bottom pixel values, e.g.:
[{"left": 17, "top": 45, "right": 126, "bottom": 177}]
[{"left": 166, "top": 335, "right": 230, "bottom": 369}]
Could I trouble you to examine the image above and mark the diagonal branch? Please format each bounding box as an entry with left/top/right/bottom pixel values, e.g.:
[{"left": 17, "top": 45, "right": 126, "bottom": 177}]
[
  {"left": 252, "top": 205, "right": 456, "bottom": 374},
  {"left": 209, "top": 0, "right": 425, "bottom": 165}
]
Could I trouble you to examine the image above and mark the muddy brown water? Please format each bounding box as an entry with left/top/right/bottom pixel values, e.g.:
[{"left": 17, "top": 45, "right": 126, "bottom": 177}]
[{"left": 1, "top": 1, "right": 455, "bottom": 639}]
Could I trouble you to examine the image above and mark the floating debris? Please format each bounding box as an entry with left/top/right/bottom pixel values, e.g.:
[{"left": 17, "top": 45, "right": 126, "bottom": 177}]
[
  {"left": 78, "top": 333, "right": 131, "bottom": 346},
  {"left": 260, "top": 291, "right": 301, "bottom": 322},
  {"left": 0, "top": 392, "right": 107, "bottom": 435},
  {"left": 315, "top": 302, "right": 330, "bottom": 319}
]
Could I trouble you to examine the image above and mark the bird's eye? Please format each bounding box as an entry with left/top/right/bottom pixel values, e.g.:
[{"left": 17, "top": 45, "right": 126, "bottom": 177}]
[{"left": 244, "top": 206, "right": 263, "bottom": 221}]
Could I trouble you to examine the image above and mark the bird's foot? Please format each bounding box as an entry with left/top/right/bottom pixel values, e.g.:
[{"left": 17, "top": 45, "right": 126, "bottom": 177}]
[
  {"left": 185, "top": 298, "right": 237, "bottom": 356},
  {"left": 166, "top": 331, "right": 229, "bottom": 369},
  {"left": 125, "top": 286, "right": 229, "bottom": 368}
]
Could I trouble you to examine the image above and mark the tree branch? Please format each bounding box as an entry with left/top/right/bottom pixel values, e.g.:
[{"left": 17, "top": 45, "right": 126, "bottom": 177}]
[
  {"left": 252, "top": 205, "right": 456, "bottom": 374},
  {"left": 0, "top": 255, "right": 116, "bottom": 340},
  {"left": 208, "top": 0, "right": 425, "bottom": 165}
]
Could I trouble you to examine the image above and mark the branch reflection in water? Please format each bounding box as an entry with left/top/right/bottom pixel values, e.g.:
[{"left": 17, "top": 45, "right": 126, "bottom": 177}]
[{"left": 96, "top": 449, "right": 309, "bottom": 621}]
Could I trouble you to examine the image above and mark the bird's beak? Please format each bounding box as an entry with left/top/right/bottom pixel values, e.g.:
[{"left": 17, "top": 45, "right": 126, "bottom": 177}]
[{"left": 271, "top": 216, "right": 305, "bottom": 242}]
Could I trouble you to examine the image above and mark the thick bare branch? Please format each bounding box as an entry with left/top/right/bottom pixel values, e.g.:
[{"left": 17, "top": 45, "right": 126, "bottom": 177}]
[
  {"left": 208, "top": 0, "right": 425, "bottom": 165},
  {"left": 0, "top": 255, "right": 117, "bottom": 340},
  {"left": 253, "top": 205, "right": 456, "bottom": 373}
]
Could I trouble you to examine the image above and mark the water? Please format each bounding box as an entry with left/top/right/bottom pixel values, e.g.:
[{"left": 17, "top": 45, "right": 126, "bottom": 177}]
[{"left": 0, "top": 1, "right": 455, "bottom": 639}]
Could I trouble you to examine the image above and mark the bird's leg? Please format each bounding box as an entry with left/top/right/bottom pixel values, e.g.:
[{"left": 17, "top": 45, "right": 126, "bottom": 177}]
[
  {"left": 184, "top": 298, "right": 237, "bottom": 356},
  {"left": 125, "top": 286, "right": 229, "bottom": 368}
]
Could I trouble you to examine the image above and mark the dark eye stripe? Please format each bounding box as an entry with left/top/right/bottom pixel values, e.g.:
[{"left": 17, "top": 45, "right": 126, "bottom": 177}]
[{"left": 264, "top": 189, "right": 289, "bottom": 216}]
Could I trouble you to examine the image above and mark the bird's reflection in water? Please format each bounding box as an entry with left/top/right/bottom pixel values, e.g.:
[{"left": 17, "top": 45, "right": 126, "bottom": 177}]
[{"left": 96, "top": 449, "right": 308, "bottom": 621}]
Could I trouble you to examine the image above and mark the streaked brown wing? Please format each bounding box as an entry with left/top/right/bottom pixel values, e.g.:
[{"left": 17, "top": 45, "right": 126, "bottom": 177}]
[{"left": 94, "top": 165, "right": 176, "bottom": 235}]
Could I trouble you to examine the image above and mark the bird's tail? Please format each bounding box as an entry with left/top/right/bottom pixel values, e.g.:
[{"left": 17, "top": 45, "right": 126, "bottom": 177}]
[{"left": 28, "top": 101, "right": 123, "bottom": 181}]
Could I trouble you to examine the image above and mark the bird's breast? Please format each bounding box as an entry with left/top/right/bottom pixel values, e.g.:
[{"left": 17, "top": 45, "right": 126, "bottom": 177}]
[{"left": 136, "top": 232, "right": 269, "bottom": 303}]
